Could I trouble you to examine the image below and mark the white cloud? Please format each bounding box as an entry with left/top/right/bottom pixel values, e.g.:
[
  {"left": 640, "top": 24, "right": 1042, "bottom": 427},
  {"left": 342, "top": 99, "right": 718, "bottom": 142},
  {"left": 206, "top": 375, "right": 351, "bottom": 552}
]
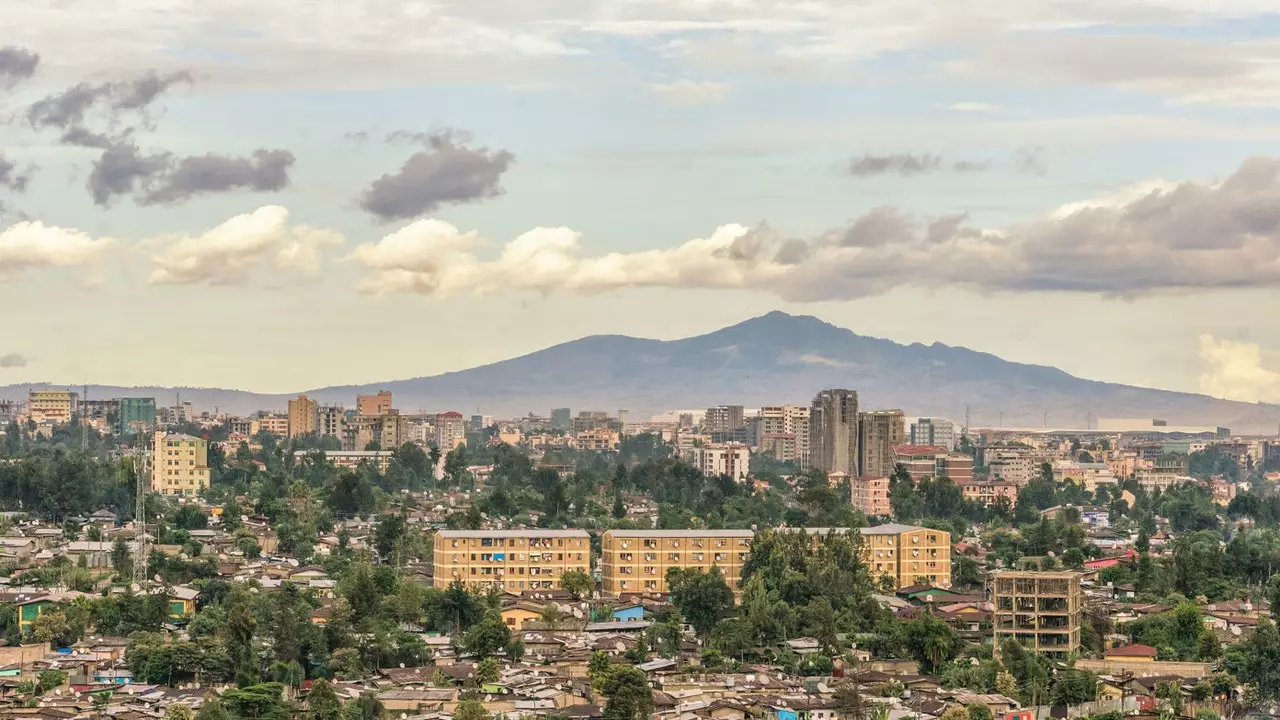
[
  {"left": 345, "top": 156, "right": 1280, "bottom": 301},
  {"left": 0, "top": 221, "right": 113, "bottom": 279},
  {"left": 148, "top": 205, "right": 343, "bottom": 285},
  {"left": 1198, "top": 334, "right": 1280, "bottom": 402},
  {"left": 648, "top": 78, "right": 730, "bottom": 105},
  {"left": 948, "top": 102, "right": 1001, "bottom": 113}
]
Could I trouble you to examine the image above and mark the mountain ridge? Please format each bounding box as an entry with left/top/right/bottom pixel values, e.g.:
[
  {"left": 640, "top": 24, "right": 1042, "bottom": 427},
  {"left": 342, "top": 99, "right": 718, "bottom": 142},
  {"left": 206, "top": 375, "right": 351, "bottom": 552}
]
[{"left": 1, "top": 311, "right": 1275, "bottom": 432}]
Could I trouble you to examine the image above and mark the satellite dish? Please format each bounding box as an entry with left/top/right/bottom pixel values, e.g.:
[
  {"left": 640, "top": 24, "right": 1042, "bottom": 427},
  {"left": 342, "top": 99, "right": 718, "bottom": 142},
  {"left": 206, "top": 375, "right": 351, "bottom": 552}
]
[
  {"left": 130, "top": 583, "right": 140, "bottom": 593},
  {"left": 154, "top": 574, "right": 163, "bottom": 582},
  {"left": 400, "top": 663, "right": 405, "bottom": 668}
]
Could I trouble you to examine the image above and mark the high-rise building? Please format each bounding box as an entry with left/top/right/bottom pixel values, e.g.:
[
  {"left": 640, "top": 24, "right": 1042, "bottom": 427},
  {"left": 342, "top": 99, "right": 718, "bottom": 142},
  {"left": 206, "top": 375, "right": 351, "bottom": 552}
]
[
  {"left": 434, "top": 411, "right": 467, "bottom": 450},
  {"left": 992, "top": 570, "right": 1082, "bottom": 661},
  {"left": 433, "top": 529, "right": 591, "bottom": 592},
  {"left": 860, "top": 523, "right": 951, "bottom": 589},
  {"left": 703, "top": 405, "right": 745, "bottom": 434},
  {"left": 318, "top": 406, "right": 344, "bottom": 439},
  {"left": 601, "top": 529, "right": 753, "bottom": 595},
  {"left": 28, "top": 389, "right": 78, "bottom": 425},
  {"left": 810, "top": 389, "right": 859, "bottom": 474},
  {"left": 287, "top": 395, "right": 319, "bottom": 438},
  {"left": 910, "top": 417, "right": 957, "bottom": 451},
  {"left": 758, "top": 405, "right": 811, "bottom": 466},
  {"left": 357, "top": 391, "right": 393, "bottom": 417},
  {"left": 152, "top": 431, "right": 211, "bottom": 496},
  {"left": 551, "top": 408, "right": 571, "bottom": 432},
  {"left": 119, "top": 397, "right": 157, "bottom": 435},
  {"left": 859, "top": 409, "right": 905, "bottom": 477}
]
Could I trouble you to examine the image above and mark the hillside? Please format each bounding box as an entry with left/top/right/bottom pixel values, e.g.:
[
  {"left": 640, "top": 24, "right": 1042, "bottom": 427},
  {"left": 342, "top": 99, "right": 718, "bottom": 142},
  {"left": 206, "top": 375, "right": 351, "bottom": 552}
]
[{"left": 3, "top": 312, "right": 1277, "bottom": 432}]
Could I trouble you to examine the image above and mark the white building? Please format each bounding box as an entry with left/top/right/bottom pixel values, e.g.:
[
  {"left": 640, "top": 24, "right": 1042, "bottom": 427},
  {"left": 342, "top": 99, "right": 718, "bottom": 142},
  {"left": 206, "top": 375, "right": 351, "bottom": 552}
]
[
  {"left": 695, "top": 443, "right": 750, "bottom": 481},
  {"left": 757, "top": 404, "right": 811, "bottom": 466},
  {"left": 908, "top": 417, "right": 956, "bottom": 451}
]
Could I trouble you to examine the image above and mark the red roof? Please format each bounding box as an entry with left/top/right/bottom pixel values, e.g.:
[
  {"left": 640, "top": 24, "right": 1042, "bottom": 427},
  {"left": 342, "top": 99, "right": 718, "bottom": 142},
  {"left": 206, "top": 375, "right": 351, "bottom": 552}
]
[
  {"left": 1105, "top": 643, "right": 1158, "bottom": 658},
  {"left": 437, "top": 411, "right": 464, "bottom": 418}
]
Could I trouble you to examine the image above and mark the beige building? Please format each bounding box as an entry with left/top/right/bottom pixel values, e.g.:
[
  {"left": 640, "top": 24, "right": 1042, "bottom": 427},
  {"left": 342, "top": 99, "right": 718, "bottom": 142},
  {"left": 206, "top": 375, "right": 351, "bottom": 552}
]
[
  {"left": 860, "top": 523, "right": 951, "bottom": 589},
  {"left": 694, "top": 443, "right": 750, "bottom": 481},
  {"left": 758, "top": 404, "right": 810, "bottom": 466},
  {"left": 152, "top": 432, "right": 211, "bottom": 496},
  {"left": 253, "top": 414, "right": 289, "bottom": 437},
  {"left": 574, "top": 427, "right": 619, "bottom": 451},
  {"left": 859, "top": 409, "right": 905, "bottom": 477},
  {"left": 601, "top": 529, "right": 753, "bottom": 595},
  {"left": 850, "top": 476, "right": 892, "bottom": 516},
  {"left": 992, "top": 570, "right": 1082, "bottom": 661},
  {"left": 357, "top": 391, "right": 394, "bottom": 417},
  {"left": 28, "top": 389, "right": 78, "bottom": 425},
  {"left": 434, "top": 411, "right": 467, "bottom": 450},
  {"left": 318, "top": 406, "right": 344, "bottom": 439},
  {"left": 433, "top": 530, "right": 590, "bottom": 592},
  {"left": 295, "top": 450, "right": 393, "bottom": 473},
  {"left": 287, "top": 395, "right": 319, "bottom": 438},
  {"left": 958, "top": 479, "right": 1019, "bottom": 506}
]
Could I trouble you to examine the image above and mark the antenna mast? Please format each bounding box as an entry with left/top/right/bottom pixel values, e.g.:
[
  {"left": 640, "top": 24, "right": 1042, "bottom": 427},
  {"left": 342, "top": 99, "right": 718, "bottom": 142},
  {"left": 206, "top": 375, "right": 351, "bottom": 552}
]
[{"left": 133, "top": 433, "right": 150, "bottom": 588}]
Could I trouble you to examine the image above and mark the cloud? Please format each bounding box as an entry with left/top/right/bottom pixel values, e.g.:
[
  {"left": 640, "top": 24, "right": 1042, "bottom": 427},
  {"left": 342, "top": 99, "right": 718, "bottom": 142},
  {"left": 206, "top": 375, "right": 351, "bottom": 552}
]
[
  {"left": 648, "top": 79, "right": 730, "bottom": 106},
  {"left": 0, "top": 155, "right": 33, "bottom": 193},
  {"left": 1198, "top": 335, "right": 1280, "bottom": 402},
  {"left": 948, "top": 102, "right": 1000, "bottom": 112},
  {"left": 848, "top": 153, "right": 942, "bottom": 177},
  {"left": 345, "top": 156, "right": 1280, "bottom": 301},
  {"left": 946, "top": 33, "right": 1280, "bottom": 107},
  {"left": 86, "top": 144, "right": 296, "bottom": 207},
  {"left": 87, "top": 143, "right": 172, "bottom": 206},
  {"left": 798, "top": 354, "right": 852, "bottom": 368},
  {"left": 0, "top": 221, "right": 114, "bottom": 279},
  {"left": 1014, "top": 146, "right": 1048, "bottom": 176},
  {"left": 26, "top": 70, "right": 190, "bottom": 135},
  {"left": 358, "top": 133, "right": 515, "bottom": 222},
  {"left": 0, "top": 46, "right": 39, "bottom": 89},
  {"left": 138, "top": 150, "right": 296, "bottom": 205},
  {"left": 0, "top": 354, "right": 26, "bottom": 368},
  {"left": 147, "top": 205, "right": 342, "bottom": 285}
]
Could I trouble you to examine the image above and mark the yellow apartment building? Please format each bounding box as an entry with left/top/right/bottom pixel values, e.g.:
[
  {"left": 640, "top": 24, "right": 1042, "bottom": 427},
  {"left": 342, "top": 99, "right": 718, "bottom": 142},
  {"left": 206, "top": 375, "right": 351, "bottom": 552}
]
[
  {"left": 860, "top": 523, "right": 951, "bottom": 589},
  {"left": 28, "top": 389, "right": 77, "bottom": 425},
  {"left": 433, "top": 530, "right": 591, "bottom": 592},
  {"left": 600, "top": 529, "right": 754, "bottom": 595},
  {"left": 287, "top": 395, "right": 319, "bottom": 438},
  {"left": 152, "top": 432, "right": 211, "bottom": 496}
]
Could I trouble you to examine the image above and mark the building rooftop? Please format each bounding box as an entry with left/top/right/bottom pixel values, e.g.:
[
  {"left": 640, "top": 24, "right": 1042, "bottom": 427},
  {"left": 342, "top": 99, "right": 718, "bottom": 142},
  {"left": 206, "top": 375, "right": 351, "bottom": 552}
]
[
  {"left": 860, "top": 523, "right": 928, "bottom": 535},
  {"left": 605, "top": 529, "right": 755, "bottom": 538},
  {"left": 436, "top": 529, "right": 590, "bottom": 539}
]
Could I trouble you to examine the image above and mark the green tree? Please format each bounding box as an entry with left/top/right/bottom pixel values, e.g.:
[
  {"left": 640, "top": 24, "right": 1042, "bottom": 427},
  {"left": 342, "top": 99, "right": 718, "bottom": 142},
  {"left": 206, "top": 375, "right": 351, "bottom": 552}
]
[
  {"left": 111, "top": 537, "right": 132, "bottom": 575},
  {"left": 1229, "top": 617, "right": 1280, "bottom": 700},
  {"left": 477, "top": 657, "right": 500, "bottom": 685},
  {"left": 966, "top": 704, "right": 994, "bottom": 720},
  {"left": 307, "top": 679, "right": 342, "bottom": 720},
  {"left": 1051, "top": 669, "right": 1097, "bottom": 706},
  {"left": 221, "top": 683, "right": 290, "bottom": 720},
  {"left": 463, "top": 615, "right": 512, "bottom": 660},
  {"left": 602, "top": 666, "right": 654, "bottom": 720},
  {"left": 196, "top": 699, "right": 231, "bottom": 720},
  {"left": 668, "top": 567, "right": 734, "bottom": 637},
  {"left": 561, "top": 570, "right": 593, "bottom": 600},
  {"left": 902, "top": 614, "right": 960, "bottom": 674},
  {"left": 454, "top": 700, "right": 490, "bottom": 720}
]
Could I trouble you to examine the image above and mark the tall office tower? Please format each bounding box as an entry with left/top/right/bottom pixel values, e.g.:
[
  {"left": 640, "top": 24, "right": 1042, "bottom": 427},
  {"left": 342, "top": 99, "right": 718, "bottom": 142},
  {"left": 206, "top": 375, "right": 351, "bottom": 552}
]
[
  {"left": 809, "top": 389, "right": 859, "bottom": 474},
  {"left": 551, "top": 408, "right": 571, "bottom": 431},
  {"left": 859, "top": 409, "right": 905, "bottom": 477}
]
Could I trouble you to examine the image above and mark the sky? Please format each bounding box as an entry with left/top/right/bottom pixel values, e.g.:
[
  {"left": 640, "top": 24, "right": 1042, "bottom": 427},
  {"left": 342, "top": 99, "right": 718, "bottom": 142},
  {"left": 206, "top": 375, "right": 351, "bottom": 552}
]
[{"left": 3, "top": 0, "right": 1280, "bottom": 402}]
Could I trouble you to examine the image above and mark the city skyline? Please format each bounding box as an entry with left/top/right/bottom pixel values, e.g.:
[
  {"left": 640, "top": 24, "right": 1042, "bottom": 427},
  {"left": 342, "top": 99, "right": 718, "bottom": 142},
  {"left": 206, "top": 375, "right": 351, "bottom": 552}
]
[{"left": 3, "top": 3, "right": 1280, "bottom": 402}]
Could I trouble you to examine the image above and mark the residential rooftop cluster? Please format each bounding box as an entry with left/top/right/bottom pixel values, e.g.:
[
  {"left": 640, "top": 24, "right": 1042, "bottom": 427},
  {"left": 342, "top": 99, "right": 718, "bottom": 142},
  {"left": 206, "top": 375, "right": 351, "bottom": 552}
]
[{"left": 0, "top": 387, "right": 1276, "bottom": 720}]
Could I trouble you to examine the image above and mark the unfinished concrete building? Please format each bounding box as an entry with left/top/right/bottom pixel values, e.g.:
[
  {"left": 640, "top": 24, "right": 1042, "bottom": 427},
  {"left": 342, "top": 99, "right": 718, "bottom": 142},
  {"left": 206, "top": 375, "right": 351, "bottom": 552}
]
[{"left": 992, "top": 570, "right": 1082, "bottom": 661}]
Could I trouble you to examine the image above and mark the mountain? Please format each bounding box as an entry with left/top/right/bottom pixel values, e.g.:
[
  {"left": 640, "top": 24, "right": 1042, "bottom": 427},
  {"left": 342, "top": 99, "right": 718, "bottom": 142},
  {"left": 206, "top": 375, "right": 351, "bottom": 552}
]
[{"left": 4, "top": 311, "right": 1278, "bottom": 432}]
